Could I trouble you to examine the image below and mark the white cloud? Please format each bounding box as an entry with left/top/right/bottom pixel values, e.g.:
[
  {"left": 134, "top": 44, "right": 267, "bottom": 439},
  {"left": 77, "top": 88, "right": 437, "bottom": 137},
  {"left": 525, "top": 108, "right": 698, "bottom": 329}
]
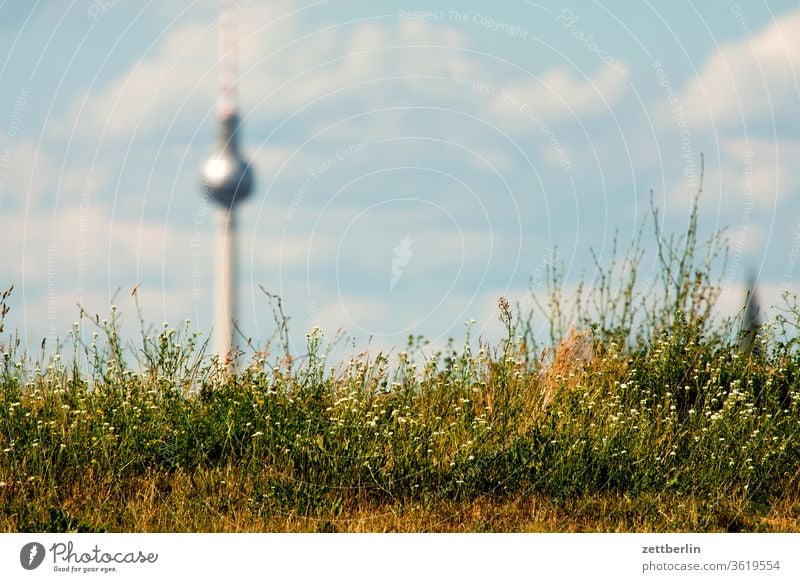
[
  {"left": 0, "top": 203, "right": 198, "bottom": 286},
  {"left": 489, "top": 63, "right": 628, "bottom": 129},
  {"left": 664, "top": 135, "right": 797, "bottom": 219},
  {"left": 62, "top": 4, "right": 628, "bottom": 150},
  {"left": 722, "top": 137, "right": 800, "bottom": 205},
  {"left": 58, "top": 2, "right": 295, "bottom": 142},
  {"left": 679, "top": 9, "right": 800, "bottom": 127},
  {"left": 4, "top": 139, "right": 57, "bottom": 208},
  {"left": 716, "top": 280, "right": 785, "bottom": 321}
]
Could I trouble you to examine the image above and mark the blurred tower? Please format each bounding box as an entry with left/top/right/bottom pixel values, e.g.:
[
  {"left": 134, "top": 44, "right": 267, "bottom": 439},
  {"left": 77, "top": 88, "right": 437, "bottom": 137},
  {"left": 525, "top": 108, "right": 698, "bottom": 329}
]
[
  {"left": 740, "top": 272, "right": 761, "bottom": 355},
  {"left": 200, "top": 0, "right": 254, "bottom": 358}
]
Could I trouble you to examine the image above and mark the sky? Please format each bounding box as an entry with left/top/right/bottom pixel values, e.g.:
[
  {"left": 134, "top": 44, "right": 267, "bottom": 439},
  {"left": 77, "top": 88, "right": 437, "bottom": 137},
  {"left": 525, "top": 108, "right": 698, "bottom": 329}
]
[{"left": 1, "top": 0, "right": 799, "bottom": 357}]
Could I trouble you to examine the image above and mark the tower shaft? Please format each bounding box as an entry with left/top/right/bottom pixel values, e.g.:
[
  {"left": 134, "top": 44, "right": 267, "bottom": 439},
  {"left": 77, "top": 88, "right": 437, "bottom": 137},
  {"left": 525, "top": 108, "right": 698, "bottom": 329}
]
[{"left": 213, "top": 206, "right": 236, "bottom": 357}]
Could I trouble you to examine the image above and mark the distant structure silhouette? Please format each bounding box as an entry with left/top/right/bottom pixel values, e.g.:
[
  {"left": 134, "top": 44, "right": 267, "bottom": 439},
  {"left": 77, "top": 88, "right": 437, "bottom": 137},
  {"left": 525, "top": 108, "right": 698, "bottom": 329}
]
[
  {"left": 200, "top": 0, "right": 255, "bottom": 358},
  {"left": 740, "top": 273, "right": 761, "bottom": 355}
]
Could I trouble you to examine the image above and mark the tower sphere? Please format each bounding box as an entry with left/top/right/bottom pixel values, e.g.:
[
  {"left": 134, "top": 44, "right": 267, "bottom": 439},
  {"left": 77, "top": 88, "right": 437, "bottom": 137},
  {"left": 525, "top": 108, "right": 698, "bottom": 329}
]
[{"left": 201, "top": 112, "right": 254, "bottom": 208}]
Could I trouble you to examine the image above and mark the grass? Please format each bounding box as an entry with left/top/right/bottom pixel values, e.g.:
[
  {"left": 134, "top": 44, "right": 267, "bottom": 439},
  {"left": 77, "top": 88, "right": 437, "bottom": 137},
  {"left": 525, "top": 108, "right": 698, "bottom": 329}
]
[{"left": 2, "top": 180, "right": 800, "bottom": 532}]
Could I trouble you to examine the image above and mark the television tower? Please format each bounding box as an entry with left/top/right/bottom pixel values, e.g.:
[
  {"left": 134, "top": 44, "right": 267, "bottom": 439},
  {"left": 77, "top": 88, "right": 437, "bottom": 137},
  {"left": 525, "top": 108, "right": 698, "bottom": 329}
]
[{"left": 200, "top": 0, "right": 254, "bottom": 358}]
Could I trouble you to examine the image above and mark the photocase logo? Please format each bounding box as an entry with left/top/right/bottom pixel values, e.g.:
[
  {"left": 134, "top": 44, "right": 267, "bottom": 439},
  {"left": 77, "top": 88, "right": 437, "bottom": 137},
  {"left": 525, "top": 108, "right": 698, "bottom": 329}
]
[
  {"left": 20, "top": 542, "right": 46, "bottom": 570},
  {"left": 390, "top": 235, "right": 414, "bottom": 292}
]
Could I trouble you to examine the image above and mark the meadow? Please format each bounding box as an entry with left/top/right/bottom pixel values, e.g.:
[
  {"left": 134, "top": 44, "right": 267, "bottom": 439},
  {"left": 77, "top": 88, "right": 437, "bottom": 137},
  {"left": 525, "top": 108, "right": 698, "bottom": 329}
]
[{"left": 1, "top": 192, "right": 800, "bottom": 532}]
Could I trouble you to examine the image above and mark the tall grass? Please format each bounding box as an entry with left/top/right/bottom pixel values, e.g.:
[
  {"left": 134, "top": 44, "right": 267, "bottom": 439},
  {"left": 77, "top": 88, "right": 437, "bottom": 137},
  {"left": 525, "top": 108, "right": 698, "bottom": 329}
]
[{"left": 1, "top": 185, "right": 800, "bottom": 532}]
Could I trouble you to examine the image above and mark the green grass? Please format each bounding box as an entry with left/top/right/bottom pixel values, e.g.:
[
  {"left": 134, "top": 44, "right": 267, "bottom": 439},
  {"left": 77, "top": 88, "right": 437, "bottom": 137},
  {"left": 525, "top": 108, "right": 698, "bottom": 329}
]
[{"left": 2, "top": 182, "right": 800, "bottom": 532}]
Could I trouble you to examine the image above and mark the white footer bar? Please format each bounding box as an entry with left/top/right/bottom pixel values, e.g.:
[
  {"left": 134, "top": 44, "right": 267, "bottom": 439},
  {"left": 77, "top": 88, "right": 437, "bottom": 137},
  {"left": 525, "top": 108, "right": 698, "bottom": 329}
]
[{"left": 2, "top": 533, "right": 798, "bottom": 581}]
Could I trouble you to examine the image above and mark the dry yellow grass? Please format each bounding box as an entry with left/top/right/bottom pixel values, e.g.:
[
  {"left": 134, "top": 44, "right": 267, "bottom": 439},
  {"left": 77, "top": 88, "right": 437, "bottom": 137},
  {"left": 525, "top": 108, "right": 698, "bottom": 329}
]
[
  {"left": 538, "top": 327, "right": 596, "bottom": 408},
  {"left": 5, "top": 467, "right": 797, "bottom": 533}
]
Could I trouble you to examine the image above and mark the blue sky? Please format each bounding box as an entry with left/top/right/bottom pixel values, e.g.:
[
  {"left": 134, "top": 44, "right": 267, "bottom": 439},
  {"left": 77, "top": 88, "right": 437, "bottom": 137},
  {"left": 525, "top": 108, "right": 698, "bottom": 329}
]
[{"left": 1, "top": 0, "right": 799, "bottom": 355}]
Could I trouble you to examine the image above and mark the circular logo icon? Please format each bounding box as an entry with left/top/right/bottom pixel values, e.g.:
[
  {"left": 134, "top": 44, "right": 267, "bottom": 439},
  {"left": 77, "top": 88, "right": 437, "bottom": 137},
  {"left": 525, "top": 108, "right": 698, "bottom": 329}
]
[{"left": 20, "top": 542, "right": 46, "bottom": 570}]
